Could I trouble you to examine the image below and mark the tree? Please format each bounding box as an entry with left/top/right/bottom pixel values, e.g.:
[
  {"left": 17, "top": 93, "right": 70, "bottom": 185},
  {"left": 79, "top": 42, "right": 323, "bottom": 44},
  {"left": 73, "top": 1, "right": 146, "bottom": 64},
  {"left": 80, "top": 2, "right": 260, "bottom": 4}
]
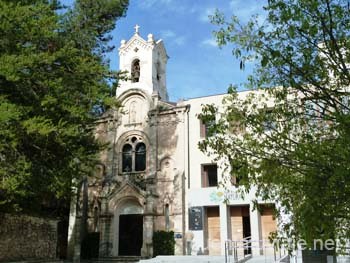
[
  {"left": 199, "top": 0, "right": 350, "bottom": 252},
  {"left": 0, "top": 0, "right": 128, "bottom": 216}
]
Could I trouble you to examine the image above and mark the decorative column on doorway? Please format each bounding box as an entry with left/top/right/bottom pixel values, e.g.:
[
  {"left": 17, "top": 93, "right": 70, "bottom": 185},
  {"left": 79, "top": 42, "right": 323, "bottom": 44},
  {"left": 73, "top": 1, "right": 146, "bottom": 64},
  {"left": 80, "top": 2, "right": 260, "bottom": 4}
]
[
  {"left": 142, "top": 191, "right": 156, "bottom": 257},
  {"left": 99, "top": 195, "right": 112, "bottom": 257}
]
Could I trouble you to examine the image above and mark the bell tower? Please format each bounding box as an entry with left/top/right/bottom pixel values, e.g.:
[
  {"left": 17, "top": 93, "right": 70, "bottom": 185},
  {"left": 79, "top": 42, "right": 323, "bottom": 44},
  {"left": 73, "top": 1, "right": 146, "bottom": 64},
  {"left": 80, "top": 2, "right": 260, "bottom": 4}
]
[{"left": 117, "top": 25, "right": 169, "bottom": 101}]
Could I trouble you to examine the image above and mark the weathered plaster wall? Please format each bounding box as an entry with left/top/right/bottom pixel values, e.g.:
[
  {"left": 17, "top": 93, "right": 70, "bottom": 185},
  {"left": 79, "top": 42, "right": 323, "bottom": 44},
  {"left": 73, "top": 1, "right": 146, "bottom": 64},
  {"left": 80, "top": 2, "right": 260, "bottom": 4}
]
[
  {"left": 155, "top": 108, "right": 187, "bottom": 255},
  {"left": 0, "top": 214, "right": 58, "bottom": 261}
]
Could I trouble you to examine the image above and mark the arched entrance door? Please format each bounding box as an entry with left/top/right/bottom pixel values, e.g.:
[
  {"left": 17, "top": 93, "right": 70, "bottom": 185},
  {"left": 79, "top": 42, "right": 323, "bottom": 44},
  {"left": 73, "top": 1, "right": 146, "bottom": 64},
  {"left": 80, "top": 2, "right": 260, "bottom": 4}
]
[{"left": 117, "top": 199, "right": 144, "bottom": 256}]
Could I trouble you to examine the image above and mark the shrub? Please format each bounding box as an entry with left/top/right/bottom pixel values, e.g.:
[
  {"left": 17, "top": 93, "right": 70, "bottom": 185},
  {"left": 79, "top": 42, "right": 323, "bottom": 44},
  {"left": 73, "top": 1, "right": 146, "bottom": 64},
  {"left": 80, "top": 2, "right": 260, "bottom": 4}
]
[{"left": 152, "top": 231, "right": 175, "bottom": 257}]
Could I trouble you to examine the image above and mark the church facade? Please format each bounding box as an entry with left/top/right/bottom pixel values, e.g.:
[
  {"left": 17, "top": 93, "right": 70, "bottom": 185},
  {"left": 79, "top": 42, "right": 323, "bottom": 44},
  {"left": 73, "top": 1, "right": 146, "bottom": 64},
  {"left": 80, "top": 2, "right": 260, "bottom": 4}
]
[{"left": 67, "top": 27, "right": 277, "bottom": 259}]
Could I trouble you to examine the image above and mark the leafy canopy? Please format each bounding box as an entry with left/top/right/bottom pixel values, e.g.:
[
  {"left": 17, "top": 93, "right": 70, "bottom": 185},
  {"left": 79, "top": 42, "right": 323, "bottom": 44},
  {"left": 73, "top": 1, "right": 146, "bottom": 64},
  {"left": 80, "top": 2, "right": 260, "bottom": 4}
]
[
  {"left": 199, "top": 0, "right": 350, "bottom": 247},
  {"left": 0, "top": 0, "right": 128, "bottom": 215}
]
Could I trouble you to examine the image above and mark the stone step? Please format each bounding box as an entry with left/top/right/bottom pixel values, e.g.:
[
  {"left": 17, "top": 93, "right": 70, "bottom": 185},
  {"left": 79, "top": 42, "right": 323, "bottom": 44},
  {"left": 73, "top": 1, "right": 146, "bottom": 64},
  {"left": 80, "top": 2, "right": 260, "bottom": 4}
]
[
  {"left": 89, "top": 256, "right": 141, "bottom": 263},
  {"left": 139, "top": 256, "right": 226, "bottom": 263},
  {"left": 8, "top": 260, "right": 64, "bottom": 263}
]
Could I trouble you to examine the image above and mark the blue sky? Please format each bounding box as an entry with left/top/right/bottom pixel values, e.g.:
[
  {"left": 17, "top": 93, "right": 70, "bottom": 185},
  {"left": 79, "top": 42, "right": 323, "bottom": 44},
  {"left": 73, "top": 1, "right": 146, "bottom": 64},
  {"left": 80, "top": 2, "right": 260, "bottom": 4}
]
[{"left": 64, "top": 0, "right": 266, "bottom": 101}]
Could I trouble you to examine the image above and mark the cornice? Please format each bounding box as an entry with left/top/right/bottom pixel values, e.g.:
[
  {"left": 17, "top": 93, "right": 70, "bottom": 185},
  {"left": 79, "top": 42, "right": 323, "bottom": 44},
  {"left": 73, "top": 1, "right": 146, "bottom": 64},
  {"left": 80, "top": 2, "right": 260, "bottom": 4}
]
[{"left": 119, "top": 34, "right": 153, "bottom": 56}]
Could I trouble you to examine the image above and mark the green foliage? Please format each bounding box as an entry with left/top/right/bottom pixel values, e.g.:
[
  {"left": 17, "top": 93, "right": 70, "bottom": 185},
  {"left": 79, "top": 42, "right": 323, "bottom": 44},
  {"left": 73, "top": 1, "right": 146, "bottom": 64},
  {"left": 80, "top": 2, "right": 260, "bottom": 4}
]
[
  {"left": 201, "top": 0, "right": 350, "bottom": 249},
  {"left": 152, "top": 231, "right": 175, "bottom": 257},
  {"left": 0, "top": 0, "right": 128, "bottom": 215}
]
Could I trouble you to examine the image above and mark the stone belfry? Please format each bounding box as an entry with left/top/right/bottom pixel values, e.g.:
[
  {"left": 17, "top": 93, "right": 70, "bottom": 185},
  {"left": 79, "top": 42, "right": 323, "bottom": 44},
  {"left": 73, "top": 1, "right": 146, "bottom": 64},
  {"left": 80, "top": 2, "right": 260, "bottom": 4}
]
[{"left": 117, "top": 25, "right": 169, "bottom": 101}]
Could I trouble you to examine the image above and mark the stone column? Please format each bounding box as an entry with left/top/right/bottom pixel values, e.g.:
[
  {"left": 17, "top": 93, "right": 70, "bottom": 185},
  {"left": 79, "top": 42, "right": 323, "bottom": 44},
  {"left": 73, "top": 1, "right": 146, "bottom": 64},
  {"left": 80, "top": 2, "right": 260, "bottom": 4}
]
[
  {"left": 142, "top": 215, "right": 154, "bottom": 257},
  {"left": 142, "top": 192, "right": 155, "bottom": 257},
  {"left": 250, "top": 203, "right": 262, "bottom": 256},
  {"left": 67, "top": 181, "right": 83, "bottom": 263},
  {"left": 67, "top": 189, "right": 77, "bottom": 260},
  {"left": 99, "top": 196, "right": 113, "bottom": 257},
  {"left": 99, "top": 214, "right": 113, "bottom": 257},
  {"left": 73, "top": 216, "right": 82, "bottom": 263},
  {"left": 219, "top": 203, "right": 229, "bottom": 255}
]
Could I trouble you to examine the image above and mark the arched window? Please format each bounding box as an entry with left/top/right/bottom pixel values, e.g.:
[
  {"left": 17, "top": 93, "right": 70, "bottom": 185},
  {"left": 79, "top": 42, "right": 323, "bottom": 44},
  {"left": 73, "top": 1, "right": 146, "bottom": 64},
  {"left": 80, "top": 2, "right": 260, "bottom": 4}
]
[
  {"left": 135, "top": 143, "right": 146, "bottom": 171},
  {"left": 122, "top": 144, "right": 132, "bottom": 172},
  {"left": 121, "top": 137, "right": 146, "bottom": 173},
  {"left": 131, "top": 59, "right": 140, "bottom": 83}
]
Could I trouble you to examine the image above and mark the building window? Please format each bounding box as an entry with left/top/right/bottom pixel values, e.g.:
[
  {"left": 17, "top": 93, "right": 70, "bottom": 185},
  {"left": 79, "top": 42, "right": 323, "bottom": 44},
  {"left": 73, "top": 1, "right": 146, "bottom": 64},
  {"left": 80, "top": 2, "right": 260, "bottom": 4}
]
[
  {"left": 230, "top": 120, "right": 245, "bottom": 135},
  {"left": 201, "top": 164, "right": 218, "bottom": 187},
  {"left": 230, "top": 166, "right": 241, "bottom": 186},
  {"left": 131, "top": 59, "right": 140, "bottom": 83},
  {"left": 122, "top": 144, "right": 133, "bottom": 172},
  {"left": 121, "top": 136, "right": 146, "bottom": 173},
  {"left": 262, "top": 110, "right": 276, "bottom": 132},
  {"left": 200, "top": 118, "right": 215, "bottom": 138},
  {"left": 135, "top": 142, "right": 146, "bottom": 171},
  {"left": 230, "top": 175, "right": 240, "bottom": 186}
]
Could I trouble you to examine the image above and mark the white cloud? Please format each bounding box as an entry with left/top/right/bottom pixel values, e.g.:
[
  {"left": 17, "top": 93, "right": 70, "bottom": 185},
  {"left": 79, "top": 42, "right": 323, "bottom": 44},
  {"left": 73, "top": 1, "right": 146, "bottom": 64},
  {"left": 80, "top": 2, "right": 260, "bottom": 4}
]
[
  {"left": 173, "top": 5, "right": 198, "bottom": 15},
  {"left": 160, "top": 30, "right": 176, "bottom": 39},
  {"left": 201, "top": 38, "right": 217, "bottom": 48},
  {"left": 138, "top": 0, "right": 173, "bottom": 9},
  {"left": 160, "top": 30, "right": 186, "bottom": 46},
  {"left": 229, "top": 0, "right": 265, "bottom": 22},
  {"left": 137, "top": 0, "right": 199, "bottom": 16},
  {"left": 199, "top": 7, "right": 216, "bottom": 23},
  {"left": 174, "top": 36, "right": 186, "bottom": 46}
]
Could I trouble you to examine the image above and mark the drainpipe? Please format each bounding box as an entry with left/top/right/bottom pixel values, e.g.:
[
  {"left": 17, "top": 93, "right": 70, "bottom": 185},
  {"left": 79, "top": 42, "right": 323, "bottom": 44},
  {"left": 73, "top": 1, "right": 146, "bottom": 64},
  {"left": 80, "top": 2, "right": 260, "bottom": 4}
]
[{"left": 187, "top": 106, "right": 191, "bottom": 190}]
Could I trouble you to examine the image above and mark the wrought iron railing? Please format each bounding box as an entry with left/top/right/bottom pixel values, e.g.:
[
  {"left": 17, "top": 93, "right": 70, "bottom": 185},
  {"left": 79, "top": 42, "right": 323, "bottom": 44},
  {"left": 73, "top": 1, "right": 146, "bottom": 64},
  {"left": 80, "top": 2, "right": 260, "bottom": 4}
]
[{"left": 225, "top": 237, "right": 288, "bottom": 263}]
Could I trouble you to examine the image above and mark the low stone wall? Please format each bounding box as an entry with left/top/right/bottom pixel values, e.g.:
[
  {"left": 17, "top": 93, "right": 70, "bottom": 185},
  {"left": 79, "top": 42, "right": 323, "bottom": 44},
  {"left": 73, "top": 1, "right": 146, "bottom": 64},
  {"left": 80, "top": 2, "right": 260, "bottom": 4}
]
[{"left": 0, "top": 213, "right": 58, "bottom": 262}]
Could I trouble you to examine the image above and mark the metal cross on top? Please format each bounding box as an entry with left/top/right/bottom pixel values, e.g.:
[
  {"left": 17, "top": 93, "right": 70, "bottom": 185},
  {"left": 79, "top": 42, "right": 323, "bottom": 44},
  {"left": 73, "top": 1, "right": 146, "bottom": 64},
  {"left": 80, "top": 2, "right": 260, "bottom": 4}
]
[{"left": 134, "top": 24, "right": 140, "bottom": 34}]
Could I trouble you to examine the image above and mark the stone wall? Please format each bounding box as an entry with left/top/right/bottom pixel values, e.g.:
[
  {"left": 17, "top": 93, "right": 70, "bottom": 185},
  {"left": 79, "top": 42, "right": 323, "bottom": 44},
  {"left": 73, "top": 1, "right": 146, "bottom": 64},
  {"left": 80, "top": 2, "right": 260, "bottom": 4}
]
[{"left": 0, "top": 214, "right": 58, "bottom": 262}]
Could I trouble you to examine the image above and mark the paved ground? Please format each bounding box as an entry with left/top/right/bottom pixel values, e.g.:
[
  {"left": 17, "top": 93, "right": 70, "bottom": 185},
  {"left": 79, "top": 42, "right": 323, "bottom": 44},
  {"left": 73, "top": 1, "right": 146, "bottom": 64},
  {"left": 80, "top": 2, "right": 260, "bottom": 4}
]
[
  {"left": 139, "top": 255, "right": 286, "bottom": 263},
  {"left": 244, "top": 256, "right": 277, "bottom": 262},
  {"left": 12, "top": 254, "right": 350, "bottom": 263},
  {"left": 139, "top": 255, "right": 226, "bottom": 263}
]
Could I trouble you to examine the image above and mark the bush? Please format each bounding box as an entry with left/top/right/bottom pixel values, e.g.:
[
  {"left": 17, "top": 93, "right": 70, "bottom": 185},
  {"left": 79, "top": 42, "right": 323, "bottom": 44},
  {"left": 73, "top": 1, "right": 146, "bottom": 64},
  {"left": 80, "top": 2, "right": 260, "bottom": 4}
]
[{"left": 152, "top": 231, "right": 175, "bottom": 257}]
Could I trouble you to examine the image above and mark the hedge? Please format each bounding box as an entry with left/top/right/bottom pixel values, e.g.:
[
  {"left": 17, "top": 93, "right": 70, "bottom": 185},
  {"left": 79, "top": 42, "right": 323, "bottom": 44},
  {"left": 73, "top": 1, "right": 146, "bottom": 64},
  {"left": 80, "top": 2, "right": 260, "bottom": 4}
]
[{"left": 152, "top": 230, "right": 175, "bottom": 257}]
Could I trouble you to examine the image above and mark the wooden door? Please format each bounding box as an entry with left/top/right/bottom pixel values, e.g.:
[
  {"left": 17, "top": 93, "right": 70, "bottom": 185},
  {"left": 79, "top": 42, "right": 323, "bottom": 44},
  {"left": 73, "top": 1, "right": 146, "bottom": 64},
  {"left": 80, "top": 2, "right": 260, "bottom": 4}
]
[
  {"left": 230, "top": 206, "right": 250, "bottom": 257},
  {"left": 206, "top": 207, "right": 221, "bottom": 255},
  {"left": 260, "top": 205, "right": 277, "bottom": 255},
  {"left": 119, "top": 214, "right": 143, "bottom": 256},
  {"left": 260, "top": 205, "right": 277, "bottom": 241},
  {"left": 230, "top": 206, "right": 243, "bottom": 241}
]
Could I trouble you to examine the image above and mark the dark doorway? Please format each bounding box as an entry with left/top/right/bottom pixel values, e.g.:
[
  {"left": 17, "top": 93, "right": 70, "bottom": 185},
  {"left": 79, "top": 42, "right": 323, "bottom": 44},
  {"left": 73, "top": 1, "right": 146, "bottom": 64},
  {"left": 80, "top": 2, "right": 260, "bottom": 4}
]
[
  {"left": 119, "top": 214, "right": 143, "bottom": 256},
  {"left": 57, "top": 220, "right": 68, "bottom": 259},
  {"left": 243, "top": 216, "right": 252, "bottom": 255}
]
